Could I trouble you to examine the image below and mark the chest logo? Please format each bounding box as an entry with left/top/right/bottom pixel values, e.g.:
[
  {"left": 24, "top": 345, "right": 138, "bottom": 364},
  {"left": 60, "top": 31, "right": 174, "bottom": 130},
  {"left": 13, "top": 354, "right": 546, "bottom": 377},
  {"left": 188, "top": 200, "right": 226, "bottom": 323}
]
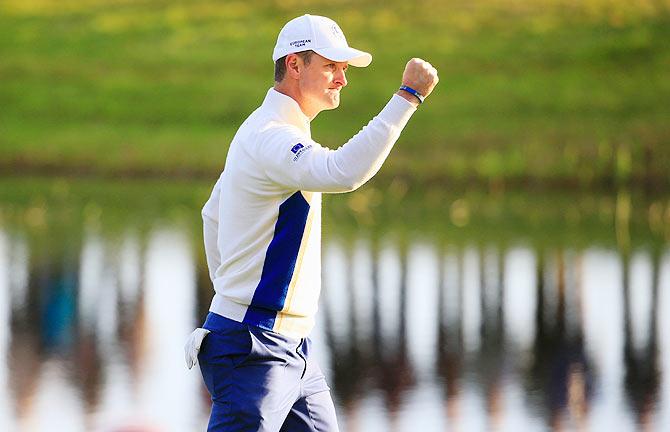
[
  {"left": 290, "top": 143, "right": 312, "bottom": 162},
  {"left": 291, "top": 143, "right": 304, "bottom": 154}
]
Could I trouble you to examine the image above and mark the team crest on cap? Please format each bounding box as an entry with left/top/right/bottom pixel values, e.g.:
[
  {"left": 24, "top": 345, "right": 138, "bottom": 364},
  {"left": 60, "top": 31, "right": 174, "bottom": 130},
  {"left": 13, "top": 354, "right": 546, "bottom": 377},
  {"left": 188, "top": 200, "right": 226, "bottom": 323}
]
[{"left": 331, "top": 24, "right": 344, "bottom": 40}]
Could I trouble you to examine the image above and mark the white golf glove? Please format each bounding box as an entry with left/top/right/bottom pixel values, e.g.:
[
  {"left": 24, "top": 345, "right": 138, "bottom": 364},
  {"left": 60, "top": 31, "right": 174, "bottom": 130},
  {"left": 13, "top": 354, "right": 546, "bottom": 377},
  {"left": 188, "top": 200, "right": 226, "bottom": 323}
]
[{"left": 184, "top": 328, "right": 211, "bottom": 369}]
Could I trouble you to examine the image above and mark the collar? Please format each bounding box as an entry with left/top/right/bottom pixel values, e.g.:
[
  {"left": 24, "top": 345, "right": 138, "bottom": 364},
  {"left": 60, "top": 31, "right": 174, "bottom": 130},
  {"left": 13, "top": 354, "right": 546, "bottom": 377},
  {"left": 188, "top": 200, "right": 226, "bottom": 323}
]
[{"left": 262, "top": 88, "right": 311, "bottom": 135}]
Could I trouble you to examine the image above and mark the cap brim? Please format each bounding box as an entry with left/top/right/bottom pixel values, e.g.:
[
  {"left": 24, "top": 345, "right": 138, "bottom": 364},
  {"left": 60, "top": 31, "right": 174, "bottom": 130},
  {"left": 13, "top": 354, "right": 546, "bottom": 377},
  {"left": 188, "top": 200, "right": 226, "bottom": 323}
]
[{"left": 314, "top": 46, "right": 372, "bottom": 67}]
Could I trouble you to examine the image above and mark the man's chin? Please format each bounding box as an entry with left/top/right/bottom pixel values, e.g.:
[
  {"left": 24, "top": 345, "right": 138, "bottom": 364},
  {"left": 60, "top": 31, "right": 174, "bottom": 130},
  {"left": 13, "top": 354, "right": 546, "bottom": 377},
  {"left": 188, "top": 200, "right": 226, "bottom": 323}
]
[{"left": 326, "top": 96, "right": 340, "bottom": 110}]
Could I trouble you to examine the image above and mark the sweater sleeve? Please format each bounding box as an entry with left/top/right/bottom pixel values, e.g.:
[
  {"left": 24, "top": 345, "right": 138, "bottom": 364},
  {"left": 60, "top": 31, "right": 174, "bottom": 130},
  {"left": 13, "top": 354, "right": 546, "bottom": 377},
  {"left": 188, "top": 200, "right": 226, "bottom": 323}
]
[
  {"left": 256, "top": 94, "right": 416, "bottom": 193},
  {"left": 201, "top": 177, "right": 221, "bottom": 282}
]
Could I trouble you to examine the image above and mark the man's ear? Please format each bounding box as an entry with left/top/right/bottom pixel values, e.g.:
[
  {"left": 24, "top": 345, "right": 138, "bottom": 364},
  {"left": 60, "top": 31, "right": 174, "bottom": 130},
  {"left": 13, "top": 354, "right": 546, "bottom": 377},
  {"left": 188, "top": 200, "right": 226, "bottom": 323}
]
[{"left": 285, "top": 54, "right": 301, "bottom": 79}]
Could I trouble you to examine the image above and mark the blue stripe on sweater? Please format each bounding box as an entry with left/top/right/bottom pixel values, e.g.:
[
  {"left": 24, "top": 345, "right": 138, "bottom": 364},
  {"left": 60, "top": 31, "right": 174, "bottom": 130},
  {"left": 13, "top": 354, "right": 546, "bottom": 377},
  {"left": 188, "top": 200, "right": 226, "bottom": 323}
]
[{"left": 243, "top": 191, "right": 309, "bottom": 329}]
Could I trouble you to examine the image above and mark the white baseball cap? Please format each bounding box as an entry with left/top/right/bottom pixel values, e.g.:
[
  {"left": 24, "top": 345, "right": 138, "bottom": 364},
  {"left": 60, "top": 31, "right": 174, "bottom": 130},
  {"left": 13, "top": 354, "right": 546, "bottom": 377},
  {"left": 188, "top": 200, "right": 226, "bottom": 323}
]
[{"left": 272, "top": 14, "right": 372, "bottom": 67}]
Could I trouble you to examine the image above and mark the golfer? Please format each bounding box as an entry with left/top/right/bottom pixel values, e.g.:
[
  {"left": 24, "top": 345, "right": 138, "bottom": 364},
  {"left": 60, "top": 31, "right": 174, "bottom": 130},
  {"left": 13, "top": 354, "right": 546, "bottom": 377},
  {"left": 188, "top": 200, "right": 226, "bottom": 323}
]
[{"left": 185, "top": 14, "right": 438, "bottom": 431}]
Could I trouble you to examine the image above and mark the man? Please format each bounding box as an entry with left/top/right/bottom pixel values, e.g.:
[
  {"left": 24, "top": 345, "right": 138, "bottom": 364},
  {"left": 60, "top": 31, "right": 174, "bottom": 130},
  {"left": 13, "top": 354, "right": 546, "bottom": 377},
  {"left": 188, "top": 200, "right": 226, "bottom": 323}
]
[{"left": 185, "top": 14, "right": 438, "bottom": 432}]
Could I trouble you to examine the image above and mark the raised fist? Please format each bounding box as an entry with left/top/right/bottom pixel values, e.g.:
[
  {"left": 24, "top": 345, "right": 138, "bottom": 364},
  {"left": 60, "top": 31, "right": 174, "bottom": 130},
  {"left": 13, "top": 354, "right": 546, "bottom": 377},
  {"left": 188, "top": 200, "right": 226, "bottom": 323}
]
[{"left": 401, "top": 58, "right": 439, "bottom": 99}]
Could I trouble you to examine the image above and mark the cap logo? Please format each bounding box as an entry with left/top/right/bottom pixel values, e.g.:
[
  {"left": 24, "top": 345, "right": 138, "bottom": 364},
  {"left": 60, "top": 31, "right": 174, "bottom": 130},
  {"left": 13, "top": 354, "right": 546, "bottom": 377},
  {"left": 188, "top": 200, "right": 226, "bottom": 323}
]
[
  {"left": 289, "top": 39, "right": 311, "bottom": 48},
  {"left": 331, "top": 24, "right": 344, "bottom": 40}
]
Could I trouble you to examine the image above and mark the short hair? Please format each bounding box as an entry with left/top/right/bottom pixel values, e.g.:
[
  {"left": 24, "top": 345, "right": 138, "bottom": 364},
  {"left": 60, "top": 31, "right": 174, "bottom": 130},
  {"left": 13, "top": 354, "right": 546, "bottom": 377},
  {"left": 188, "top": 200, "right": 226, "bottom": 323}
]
[{"left": 274, "top": 50, "right": 315, "bottom": 82}]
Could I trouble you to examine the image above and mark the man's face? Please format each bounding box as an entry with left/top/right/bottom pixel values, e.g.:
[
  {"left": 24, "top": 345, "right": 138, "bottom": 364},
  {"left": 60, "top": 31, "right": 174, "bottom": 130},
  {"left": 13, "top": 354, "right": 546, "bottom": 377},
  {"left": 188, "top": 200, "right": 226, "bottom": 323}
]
[{"left": 297, "top": 53, "right": 348, "bottom": 117}]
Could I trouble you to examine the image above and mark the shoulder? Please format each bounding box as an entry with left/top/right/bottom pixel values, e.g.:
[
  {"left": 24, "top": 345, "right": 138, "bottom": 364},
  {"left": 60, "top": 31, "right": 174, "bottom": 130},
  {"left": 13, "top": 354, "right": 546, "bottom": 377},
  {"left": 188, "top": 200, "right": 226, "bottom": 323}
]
[
  {"left": 256, "top": 121, "right": 310, "bottom": 151},
  {"left": 250, "top": 123, "right": 314, "bottom": 168},
  {"left": 263, "top": 122, "right": 306, "bottom": 141}
]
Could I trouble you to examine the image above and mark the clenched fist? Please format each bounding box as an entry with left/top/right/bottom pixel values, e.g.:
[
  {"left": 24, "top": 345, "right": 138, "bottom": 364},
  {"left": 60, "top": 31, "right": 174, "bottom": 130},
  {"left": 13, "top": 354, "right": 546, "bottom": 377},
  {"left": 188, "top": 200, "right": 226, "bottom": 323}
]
[{"left": 398, "top": 58, "right": 439, "bottom": 104}]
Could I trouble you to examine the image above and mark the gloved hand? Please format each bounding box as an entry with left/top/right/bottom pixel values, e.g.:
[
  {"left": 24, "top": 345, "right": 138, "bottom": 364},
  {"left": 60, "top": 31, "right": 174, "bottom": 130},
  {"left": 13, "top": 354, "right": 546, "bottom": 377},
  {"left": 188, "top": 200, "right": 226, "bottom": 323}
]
[{"left": 184, "top": 328, "right": 211, "bottom": 369}]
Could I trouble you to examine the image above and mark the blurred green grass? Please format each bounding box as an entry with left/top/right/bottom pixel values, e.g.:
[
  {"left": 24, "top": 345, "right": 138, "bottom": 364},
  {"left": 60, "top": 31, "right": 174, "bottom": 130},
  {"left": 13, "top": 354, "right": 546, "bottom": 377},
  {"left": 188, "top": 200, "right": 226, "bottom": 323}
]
[
  {"left": 1, "top": 175, "right": 668, "bottom": 252},
  {"left": 1, "top": 0, "right": 669, "bottom": 188}
]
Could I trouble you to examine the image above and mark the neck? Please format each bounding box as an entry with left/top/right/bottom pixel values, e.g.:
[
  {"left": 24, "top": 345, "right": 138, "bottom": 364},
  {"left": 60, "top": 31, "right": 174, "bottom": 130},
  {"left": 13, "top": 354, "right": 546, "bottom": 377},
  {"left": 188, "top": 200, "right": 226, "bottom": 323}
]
[{"left": 273, "top": 81, "right": 319, "bottom": 120}]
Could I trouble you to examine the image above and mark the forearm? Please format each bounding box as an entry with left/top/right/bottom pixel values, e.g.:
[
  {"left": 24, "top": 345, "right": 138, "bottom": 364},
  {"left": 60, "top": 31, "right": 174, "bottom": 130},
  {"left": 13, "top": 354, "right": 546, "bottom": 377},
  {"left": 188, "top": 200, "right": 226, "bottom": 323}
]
[{"left": 319, "top": 94, "right": 417, "bottom": 191}]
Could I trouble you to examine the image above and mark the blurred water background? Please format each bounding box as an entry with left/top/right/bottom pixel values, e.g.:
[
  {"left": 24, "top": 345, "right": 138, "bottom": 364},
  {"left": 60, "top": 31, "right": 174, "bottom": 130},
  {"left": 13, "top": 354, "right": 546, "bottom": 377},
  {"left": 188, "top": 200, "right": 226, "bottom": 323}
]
[
  {"left": 0, "top": 178, "right": 668, "bottom": 431},
  {"left": 1, "top": 1, "right": 670, "bottom": 431}
]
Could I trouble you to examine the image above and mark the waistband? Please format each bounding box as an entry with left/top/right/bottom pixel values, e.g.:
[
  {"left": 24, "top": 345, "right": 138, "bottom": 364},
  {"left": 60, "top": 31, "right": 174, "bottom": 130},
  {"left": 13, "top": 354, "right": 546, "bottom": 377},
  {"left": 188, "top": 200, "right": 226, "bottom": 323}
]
[
  {"left": 203, "top": 311, "right": 246, "bottom": 333},
  {"left": 203, "top": 311, "right": 304, "bottom": 346}
]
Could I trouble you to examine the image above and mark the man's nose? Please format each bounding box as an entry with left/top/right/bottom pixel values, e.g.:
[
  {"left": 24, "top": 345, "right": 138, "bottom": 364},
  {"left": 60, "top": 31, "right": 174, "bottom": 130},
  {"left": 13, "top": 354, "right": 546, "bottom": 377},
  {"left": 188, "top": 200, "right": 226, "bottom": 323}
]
[{"left": 334, "top": 69, "right": 347, "bottom": 88}]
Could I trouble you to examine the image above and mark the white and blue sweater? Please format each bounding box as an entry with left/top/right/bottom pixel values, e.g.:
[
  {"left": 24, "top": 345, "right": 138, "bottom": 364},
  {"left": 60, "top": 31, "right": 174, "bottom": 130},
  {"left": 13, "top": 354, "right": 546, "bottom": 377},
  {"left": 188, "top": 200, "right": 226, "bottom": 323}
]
[{"left": 202, "top": 88, "right": 416, "bottom": 338}]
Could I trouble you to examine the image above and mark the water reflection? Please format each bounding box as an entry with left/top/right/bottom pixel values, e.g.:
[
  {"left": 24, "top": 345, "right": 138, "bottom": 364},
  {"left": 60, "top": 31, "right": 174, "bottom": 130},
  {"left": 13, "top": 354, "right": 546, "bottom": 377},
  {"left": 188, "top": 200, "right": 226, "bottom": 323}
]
[
  {"left": 1, "top": 221, "right": 206, "bottom": 431},
  {"left": 321, "top": 240, "right": 669, "bottom": 432},
  {"left": 623, "top": 249, "right": 662, "bottom": 431},
  {"left": 0, "top": 180, "right": 669, "bottom": 431},
  {"left": 524, "top": 249, "right": 594, "bottom": 431}
]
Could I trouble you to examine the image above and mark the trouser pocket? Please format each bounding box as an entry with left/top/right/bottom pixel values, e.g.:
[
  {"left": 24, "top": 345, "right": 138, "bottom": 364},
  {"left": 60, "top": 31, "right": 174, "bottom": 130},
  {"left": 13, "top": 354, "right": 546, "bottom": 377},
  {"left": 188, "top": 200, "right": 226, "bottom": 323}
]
[{"left": 198, "top": 326, "right": 254, "bottom": 399}]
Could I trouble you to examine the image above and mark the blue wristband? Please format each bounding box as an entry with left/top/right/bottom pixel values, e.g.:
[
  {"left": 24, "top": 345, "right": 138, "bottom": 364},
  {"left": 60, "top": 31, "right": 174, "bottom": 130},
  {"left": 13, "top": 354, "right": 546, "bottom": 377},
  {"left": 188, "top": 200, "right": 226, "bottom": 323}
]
[{"left": 399, "top": 85, "right": 425, "bottom": 104}]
